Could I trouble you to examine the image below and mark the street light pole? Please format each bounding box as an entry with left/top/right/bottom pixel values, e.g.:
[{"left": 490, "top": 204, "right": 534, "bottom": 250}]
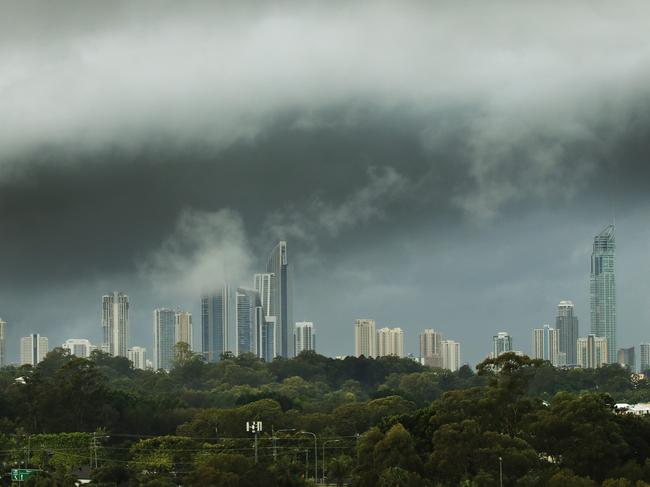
[
  {"left": 499, "top": 456, "right": 503, "bottom": 487},
  {"left": 322, "top": 439, "right": 340, "bottom": 484},
  {"left": 299, "top": 431, "right": 317, "bottom": 482},
  {"left": 273, "top": 428, "right": 296, "bottom": 462}
]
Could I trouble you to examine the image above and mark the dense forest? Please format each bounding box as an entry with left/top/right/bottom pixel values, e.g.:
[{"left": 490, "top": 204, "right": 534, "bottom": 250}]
[{"left": 3, "top": 346, "right": 650, "bottom": 486}]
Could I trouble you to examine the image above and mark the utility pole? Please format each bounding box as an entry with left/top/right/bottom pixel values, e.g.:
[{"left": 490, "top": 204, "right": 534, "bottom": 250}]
[
  {"left": 90, "top": 433, "right": 101, "bottom": 469},
  {"left": 246, "top": 421, "right": 263, "bottom": 465},
  {"left": 299, "top": 431, "right": 317, "bottom": 482},
  {"left": 304, "top": 449, "right": 308, "bottom": 480},
  {"left": 254, "top": 432, "right": 258, "bottom": 464},
  {"left": 499, "top": 456, "right": 503, "bottom": 487},
  {"left": 322, "top": 439, "right": 340, "bottom": 484},
  {"left": 273, "top": 428, "right": 295, "bottom": 462},
  {"left": 24, "top": 434, "right": 32, "bottom": 467},
  {"left": 355, "top": 433, "right": 360, "bottom": 467}
]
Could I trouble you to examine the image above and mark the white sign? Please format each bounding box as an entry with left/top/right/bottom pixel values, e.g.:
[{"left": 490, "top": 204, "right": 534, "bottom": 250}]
[{"left": 246, "top": 421, "right": 263, "bottom": 433}]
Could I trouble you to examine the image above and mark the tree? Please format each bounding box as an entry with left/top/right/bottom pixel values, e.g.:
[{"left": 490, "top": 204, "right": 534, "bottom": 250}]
[
  {"left": 373, "top": 423, "right": 422, "bottom": 474},
  {"left": 327, "top": 455, "right": 353, "bottom": 487},
  {"left": 525, "top": 392, "right": 628, "bottom": 480},
  {"left": 377, "top": 467, "right": 426, "bottom": 487},
  {"left": 547, "top": 469, "right": 596, "bottom": 487}
]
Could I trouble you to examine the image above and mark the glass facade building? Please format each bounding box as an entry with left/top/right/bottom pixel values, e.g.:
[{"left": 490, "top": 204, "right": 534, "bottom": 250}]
[
  {"left": 201, "top": 285, "right": 232, "bottom": 362},
  {"left": 590, "top": 225, "right": 616, "bottom": 362},
  {"left": 153, "top": 309, "right": 177, "bottom": 371},
  {"left": 236, "top": 288, "right": 261, "bottom": 356},
  {"left": 556, "top": 300, "right": 579, "bottom": 366},
  {"left": 102, "top": 291, "right": 129, "bottom": 357},
  {"left": 266, "top": 242, "right": 294, "bottom": 358},
  {"left": 492, "top": 332, "right": 513, "bottom": 357}
]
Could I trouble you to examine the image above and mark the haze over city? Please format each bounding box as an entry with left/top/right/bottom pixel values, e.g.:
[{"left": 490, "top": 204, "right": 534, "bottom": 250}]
[{"left": 1, "top": 1, "right": 650, "bottom": 366}]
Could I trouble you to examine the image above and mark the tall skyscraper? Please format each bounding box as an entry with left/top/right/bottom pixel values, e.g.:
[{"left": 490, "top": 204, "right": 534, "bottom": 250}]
[
  {"left": 20, "top": 334, "right": 49, "bottom": 366},
  {"left": 153, "top": 309, "right": 177, "bottom": 371},
  {"left": 259, "top": 315, "right": 276, "bottom": 361},
  {"left": 419, "top": 329, "right": 442, "bottom": 367},
  {"left": 0, "top": 318, "right": 5, "bottom": 367},
  {"left": 128, "top": 346, "right": 147, "bottom": 370},
  {"left": 441, "top": 340, "right": 461, "bottom": 372},
  {"left": 577, "top": 334, "right": 608, "bottom": 369},
  {"left": 266, "top": 241, "right": 294, "bottom": 358},
  {"left": 201, "top": 285, "right": 232, "bottom": 362},
  {"left": 617, "top": 347, "right": 636, "bottom": 371},
  {"left": 492, "top": 332, "right": 513, "bottom": 357},
  {"left": 62, "top": 339, "right": 94, "bottom": 358},
  {"left": 590, "top": 225, "right": 616, "bottom": 363},
  {"left": 236, "top": 288, "right": 261, "bottom": 356},
  {"left": 556, "top": 300, "right": 579, "bottom": 366},
  {"left": 253, "top": 273, "right": 277, "bottom": 360},
  {"left": 640, "top": 344, "right": 650, "bottom": 373},
  {"left": 377, "top": 327, "right": 404, "bottom": 357},
  {"left": 175, "top": 311, "right": 193, "bottom": 348},
  {"left": 354, "top": 319, "right": 376, "bottom": 357},
  {"left": 102, "top": 292, "right": 129, "bottom": 357},
  {"left": 295, "top": 321, "right": 315, "bottom": 355},
  {"left": 532, "top": 325, "right": 560, "bottom": 366},
  {"left": 254, "top": 273, "right": 274, "bottom": 316}
]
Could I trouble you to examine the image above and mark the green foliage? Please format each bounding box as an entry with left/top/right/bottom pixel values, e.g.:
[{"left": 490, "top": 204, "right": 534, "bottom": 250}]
[
  {"left": 5, "top": 351, "right": 650, "bottom": 486},
  {"left": 327, "top": 454, "right": 353, "bottom": 487},
  {"left": 547, "top": 469, "right": 596, "bottom": 486}
]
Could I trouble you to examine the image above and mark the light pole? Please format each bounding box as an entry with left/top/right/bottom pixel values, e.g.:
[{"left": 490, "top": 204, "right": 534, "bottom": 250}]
[
  {"left": 322, "top": 439, "right": 340, "bottom": 484},
  {"left": 355, "top": 433, "right": 360, "bottom": 467},
  {"left": 299, "top": 430, "right": 317, "bottom": 482},
  {"left": 273, "top": 428, "right": 296, "bottom": 462},
  {"left": 499, "top": 456, "right": 503, "bottom": 487}
]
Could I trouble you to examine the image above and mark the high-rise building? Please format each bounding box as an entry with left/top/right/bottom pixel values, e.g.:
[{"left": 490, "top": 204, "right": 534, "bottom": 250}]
[
  {"left": 556, "top": 300, "right": 579, "bottom": 366},
  {"left": 201, "top": 285, "right": 232, "bottom": 362},
  {"left": 492, "top": 332, "right": 513, "bottom": 357},
  {"left": 236, "top": 288, "right": 261, "bottom": 356},
  {"left": 153, "top": 309, "right": 177, "bottom": 371},
  {"left": 354, "top": 319, "right": 376, "bottom": 358},
  {"left": 0, "top": 318, "right": 6, "bottom": 367},
  {"left": 266, "top": 241, "right": 294, "bottom": 358},
  {"left": 532, "top": 325, "right": 560, "bottom": 366},
  {"left": 20, "top": 334, "right": 49, "bottom": 366},
  {"left": 127, "top": 346, "right": 147, "bottom": 370},
  {"left": 441, "top": 340, "right": 461, "bottom": 372},
  {"left": 253, "top": 273, "right": 277, "bottom": 360},
  {"left": 577, "top": 334, "right": 608, "bottom": 369},
  {"left": 377, "top": 327, "right": 404, "bottom": 358},
  {"left": 259, "top": 315, "right": 276, "bottom": 361},
  {"left": 419, "top": 329, "right": 442, "bottom": 367},
  {"left": 175, "top": 311, "right": 193, "bottom": 349},
  {"left": 617, "top": 347, "right": 636, "bottom": 371},
  {"left": 590, "top": 225, "right": 616, "bottom": 363},
  {"left": 62, "top": 339, "right": 94, "bottom": 358},
  {"left": 102, "top": 292, "right": 129, "bottom": 357},
  {"left": 295, "top": 321, "right": 315, "bottom": 355},
  {"left": 639, "top": 344, "right": 650, "bottom": 373},
  {"left": 254, "top": 273, "right": 274, "bottom": 316}
]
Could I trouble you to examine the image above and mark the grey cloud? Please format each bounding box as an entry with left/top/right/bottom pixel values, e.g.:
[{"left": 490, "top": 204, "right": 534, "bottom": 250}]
[
  {"left": 264, "top": 166, "right": 409, "bottom": 245},
  {"left": 1, "top": 2, "right": 650, "bottom": 363},
  {"left": 140, "top": 209, "right": 253, "bottom": 299}
]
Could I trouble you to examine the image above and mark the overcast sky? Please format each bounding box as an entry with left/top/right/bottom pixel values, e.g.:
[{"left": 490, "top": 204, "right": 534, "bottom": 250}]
[{"left": 1, "top": 1, "right": 650, "bottom": 365}]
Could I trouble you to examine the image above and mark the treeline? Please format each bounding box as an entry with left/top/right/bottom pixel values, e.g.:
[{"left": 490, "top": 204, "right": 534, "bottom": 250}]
[{"left": 2, "top": 349, "right": 650, "bottom": 485}]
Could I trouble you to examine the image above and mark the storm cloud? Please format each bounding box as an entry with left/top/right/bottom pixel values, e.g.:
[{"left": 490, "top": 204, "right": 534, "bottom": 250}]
[{"left": 1, "top": 1, "right": 650, "bottom": 363}]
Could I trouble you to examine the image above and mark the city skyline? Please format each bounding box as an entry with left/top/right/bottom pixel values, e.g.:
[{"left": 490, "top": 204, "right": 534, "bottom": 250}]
[
  {"left": 2, "top": 222, "right": 648, "bottom": 367},
  {"left": 2, "top": 3, "right": 650, "bottom": 369}
]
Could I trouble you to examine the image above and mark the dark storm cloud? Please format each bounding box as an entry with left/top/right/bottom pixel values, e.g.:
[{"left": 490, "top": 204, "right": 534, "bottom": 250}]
[{"left": 1, "top": 1, "right": 650, "bottom": 362}]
